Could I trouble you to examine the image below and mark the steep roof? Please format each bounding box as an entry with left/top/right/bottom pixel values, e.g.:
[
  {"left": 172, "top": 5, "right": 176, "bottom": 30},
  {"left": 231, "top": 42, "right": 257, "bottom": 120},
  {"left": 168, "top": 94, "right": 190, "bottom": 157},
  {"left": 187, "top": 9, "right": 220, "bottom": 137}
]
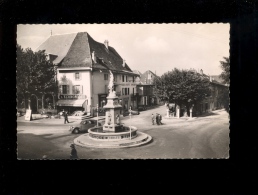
[
  {"left": 140, "top": 70, "right": 158, "bottom": 84},
  {"left": 133, "top": 70, "right": 142, "bottom": 76},
  {"left": 35, "top": 33, "right": 77, "bottom": 65},
  {"left": 36, "top": 32, "right": 134, "bottom": 73}
]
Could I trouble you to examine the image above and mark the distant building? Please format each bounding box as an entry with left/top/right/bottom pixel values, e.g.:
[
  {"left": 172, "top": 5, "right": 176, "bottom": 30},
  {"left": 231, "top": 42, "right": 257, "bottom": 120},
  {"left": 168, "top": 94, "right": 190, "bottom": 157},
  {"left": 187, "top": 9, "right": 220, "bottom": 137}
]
[
  {"left": 194, "top": 74, "right": 229, "bottom": 115},
  {"left": 132, "top": 70, "right": 161, "bottom": 108},
  {"left": 36, "top": 32, "right": 139, "bottom": 115}
]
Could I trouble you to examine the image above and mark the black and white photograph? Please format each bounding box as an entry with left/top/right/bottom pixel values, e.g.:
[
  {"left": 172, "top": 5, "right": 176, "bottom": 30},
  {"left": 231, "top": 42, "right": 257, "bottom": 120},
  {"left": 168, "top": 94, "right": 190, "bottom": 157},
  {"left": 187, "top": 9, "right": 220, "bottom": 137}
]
[{"left": 17, "top": 24, "right": 230, "bottom": 159}]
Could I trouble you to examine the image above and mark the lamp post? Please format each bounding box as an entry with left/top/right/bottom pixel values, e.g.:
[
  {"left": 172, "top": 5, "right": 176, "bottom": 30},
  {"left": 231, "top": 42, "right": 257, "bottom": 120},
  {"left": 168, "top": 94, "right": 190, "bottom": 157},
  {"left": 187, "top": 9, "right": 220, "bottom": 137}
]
[
  {"left": 129, "top": 106, "right": 132, "bottom": 139},
  {"left": 96, "top": 104, "right": 99, "bottom": 127}
]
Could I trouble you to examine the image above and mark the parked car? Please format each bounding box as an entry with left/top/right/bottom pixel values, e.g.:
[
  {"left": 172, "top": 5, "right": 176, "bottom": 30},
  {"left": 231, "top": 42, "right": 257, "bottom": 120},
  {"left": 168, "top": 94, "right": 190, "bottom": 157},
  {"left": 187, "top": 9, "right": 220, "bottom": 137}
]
[
  {"left": 69, "top": 119, "right": 105, "bottom": 134},
  {"left": 58, "top": 110, "right": 91, "bottom": 120},
  {"left": 137, "top": 105, "right": 146, "bottom": 111},
  {"left": 123, "top": 109, "right": 140, "bottom": 116}
]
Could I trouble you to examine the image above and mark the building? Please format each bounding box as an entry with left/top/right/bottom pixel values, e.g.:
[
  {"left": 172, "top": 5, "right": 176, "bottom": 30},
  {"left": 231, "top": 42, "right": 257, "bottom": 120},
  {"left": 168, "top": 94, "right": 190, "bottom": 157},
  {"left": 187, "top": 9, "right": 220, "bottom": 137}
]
[
  {"left": 194, "top": 73, "right": 229, "bottom": 115},
  {"left": 132, "top": 70, "right": 161, "bottom": 108},
  {"left": 36, "top": 32, "right": 139, "bottom": 115}
]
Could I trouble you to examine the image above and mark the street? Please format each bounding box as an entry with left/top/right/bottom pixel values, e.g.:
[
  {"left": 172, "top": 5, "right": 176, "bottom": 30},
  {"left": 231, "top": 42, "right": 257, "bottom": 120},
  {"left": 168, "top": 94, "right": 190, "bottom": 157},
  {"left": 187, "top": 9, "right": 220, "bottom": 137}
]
[{"left": 17, "top": 106, "right": 229, "bottom": 159}]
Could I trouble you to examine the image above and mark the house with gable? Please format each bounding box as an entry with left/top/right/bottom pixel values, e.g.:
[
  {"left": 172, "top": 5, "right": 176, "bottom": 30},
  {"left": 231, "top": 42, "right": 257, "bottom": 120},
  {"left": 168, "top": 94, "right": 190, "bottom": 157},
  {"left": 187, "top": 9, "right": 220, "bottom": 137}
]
[
  {"left": 36, "top": 32, "right": 139, "bottom": 115},
  {"left": 132, "top": 70, "right": 161, "bottom": 109}
]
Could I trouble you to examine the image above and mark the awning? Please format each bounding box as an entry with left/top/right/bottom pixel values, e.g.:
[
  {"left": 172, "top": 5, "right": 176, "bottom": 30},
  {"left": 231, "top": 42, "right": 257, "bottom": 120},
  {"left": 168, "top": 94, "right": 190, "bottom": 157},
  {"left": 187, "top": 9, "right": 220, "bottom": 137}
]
[{"left": 56, "top": 99, "right": 86, "bottom": 107}]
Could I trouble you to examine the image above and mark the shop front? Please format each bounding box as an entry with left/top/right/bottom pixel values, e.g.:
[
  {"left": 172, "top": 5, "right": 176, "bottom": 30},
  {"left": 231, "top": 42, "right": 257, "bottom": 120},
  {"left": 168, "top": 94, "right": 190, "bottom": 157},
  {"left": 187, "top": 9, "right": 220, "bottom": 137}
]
[{"left": 56, "top": 94, "right": 87, "bottom": 114}]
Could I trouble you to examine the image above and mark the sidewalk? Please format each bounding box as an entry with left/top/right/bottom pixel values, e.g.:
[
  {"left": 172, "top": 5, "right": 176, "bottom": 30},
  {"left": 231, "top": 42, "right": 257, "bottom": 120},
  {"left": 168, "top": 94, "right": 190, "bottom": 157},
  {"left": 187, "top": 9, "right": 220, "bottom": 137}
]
[{"left": 17, "top": 115, "right": 106, "bottom": 125}]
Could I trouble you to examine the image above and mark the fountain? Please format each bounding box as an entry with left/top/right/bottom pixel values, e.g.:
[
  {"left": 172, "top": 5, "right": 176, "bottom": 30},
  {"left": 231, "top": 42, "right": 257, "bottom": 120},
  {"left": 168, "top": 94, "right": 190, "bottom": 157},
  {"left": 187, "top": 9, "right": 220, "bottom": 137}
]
[{"left": 74, "top": 70, "right": 152, "bottom": 148}]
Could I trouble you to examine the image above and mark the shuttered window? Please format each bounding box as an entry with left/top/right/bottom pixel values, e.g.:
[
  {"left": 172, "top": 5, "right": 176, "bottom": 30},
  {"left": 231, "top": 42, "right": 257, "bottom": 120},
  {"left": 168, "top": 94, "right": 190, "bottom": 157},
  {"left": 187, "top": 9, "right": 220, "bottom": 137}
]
[
  {"left": 62, "top": 85, "right": 69, "bottom": 94},
  {"left": 73, "top": 85, "right": 82, "bottom": 94}
]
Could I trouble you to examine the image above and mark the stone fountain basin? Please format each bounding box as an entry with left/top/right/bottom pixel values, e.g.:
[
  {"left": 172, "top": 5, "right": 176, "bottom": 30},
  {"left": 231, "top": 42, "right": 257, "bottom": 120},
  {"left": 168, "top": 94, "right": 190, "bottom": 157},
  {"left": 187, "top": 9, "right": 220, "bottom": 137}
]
[{"left": 88, "top": 126, "right": 138, "bottom": 141}]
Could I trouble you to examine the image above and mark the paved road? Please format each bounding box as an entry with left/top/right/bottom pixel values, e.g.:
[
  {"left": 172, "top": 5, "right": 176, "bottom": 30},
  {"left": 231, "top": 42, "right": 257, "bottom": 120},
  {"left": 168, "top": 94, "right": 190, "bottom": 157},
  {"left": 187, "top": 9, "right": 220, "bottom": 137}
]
[{"left": 17, "top": 106, "right": 229, "bottom": 159}]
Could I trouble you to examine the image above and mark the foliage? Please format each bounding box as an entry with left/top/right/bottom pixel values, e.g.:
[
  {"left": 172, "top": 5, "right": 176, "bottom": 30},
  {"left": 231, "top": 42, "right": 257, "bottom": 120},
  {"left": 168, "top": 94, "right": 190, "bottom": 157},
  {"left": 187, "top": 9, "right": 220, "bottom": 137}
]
[
  {"left": 153, "top": 68, "right": 211, "bottom": 108},
  {"left": 219, "top": 57, "right": 230, "bottom": 85},
  {"left": 16, "top": 44, "right": 57, "bottom": 98},
  {"left": 218, "top": 87, "right": 229, "bottom": 113}
]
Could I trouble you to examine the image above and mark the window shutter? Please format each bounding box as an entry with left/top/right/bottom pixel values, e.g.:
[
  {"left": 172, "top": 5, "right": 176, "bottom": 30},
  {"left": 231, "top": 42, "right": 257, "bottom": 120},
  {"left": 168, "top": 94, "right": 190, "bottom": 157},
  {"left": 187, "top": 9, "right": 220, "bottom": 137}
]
[
  {"left": 81, "top": 85, "right": 83, "bottom": 94},
  {"left": 128, "top": 88, "right": 130, "bottom": 95},
  {"left": 79, "top": 72, "right": 82, "bottom": 80},
  {"left": 59, "top": 85, "right": 62, "bottom": 94},
  {"left": 72, "top": 86, "right": 75, "bottom": 94}
]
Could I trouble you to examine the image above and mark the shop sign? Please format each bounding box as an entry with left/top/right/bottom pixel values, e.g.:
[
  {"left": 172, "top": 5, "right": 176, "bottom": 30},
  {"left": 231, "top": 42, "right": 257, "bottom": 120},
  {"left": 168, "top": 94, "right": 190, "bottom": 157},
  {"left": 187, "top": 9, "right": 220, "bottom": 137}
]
[{"left": 59, "top": 94, "right": 87, "bottom": 99}]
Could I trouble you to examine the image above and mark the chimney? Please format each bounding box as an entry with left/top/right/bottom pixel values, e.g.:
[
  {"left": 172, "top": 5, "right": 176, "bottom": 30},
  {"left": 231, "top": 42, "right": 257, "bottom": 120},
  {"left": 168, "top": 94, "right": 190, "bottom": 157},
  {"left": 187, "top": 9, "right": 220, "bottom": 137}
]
[
  {"left": 104, "top": 40, "right": 109, "bottom": 49},
  {"left": 122, "top": 59, "right": 126, "bottom": 67},
  {"left": 210, "top": 76, "right": 212, "bottom": 82},
  {"left": 200, "top": 69, "right": 203, "bottom": 75},
  {"left": 92, "top": 51, "right": 96, "bottom": 63}
]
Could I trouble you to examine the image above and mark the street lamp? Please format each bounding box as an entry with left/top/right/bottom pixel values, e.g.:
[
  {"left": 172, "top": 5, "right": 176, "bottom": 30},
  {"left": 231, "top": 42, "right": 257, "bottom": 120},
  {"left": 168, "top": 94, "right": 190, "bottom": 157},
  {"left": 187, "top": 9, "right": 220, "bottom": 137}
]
[
  {"left": 129, "top": 106, "right": 132, "bottom": 140},
  {"left": 96, "top": 104, "right": 99, "bottom": 127}
]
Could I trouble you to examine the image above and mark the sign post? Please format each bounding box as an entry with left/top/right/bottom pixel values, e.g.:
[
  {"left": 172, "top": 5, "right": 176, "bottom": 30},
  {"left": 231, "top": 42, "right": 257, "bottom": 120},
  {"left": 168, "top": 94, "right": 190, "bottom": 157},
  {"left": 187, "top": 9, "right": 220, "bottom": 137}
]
[
  {"left": 96, "top": 104, "right": 99, "bottom": 127},
  {"left": 129, "top": 106, "right": 132, "bottom": 140},
  {"left": 25, "top": 109, "right": 32, "bottom": 121}
]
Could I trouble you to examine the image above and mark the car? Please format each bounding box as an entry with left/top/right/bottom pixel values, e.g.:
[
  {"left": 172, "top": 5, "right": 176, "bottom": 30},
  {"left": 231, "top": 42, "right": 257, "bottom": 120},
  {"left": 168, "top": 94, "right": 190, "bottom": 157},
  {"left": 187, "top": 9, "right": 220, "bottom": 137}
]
[
  {"left": 123, "top": 109, "right": 140, "bottom": 116},
  {"left": 69, "top": 119, "right": 105, "bottom": 134},
  {"left": 137, "top": 105, "right": 146, "bottom": 111},
  {"left": 61, "top": 110, "right": 91, "bottom": 120}
]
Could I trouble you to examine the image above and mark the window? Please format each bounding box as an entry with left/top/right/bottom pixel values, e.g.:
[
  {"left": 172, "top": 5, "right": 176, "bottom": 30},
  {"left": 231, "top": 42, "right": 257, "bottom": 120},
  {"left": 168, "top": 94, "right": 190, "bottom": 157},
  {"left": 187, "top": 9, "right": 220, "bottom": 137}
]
[
  {"left": 104, "top": 74, "right": 108, "bottom": 80},
  {"left": 73, "top": 85, "right": 82, "bottom": 94},
  {"left": 133, "top": 88, "right": 134, "bottom": 95},
  {"left": 75, "top": 72, "right": 80, "bottom": 80},
  {"left": 128, "top": 88, "right": 130, "bottom": 95},
  {"left": 62, "top": 85, "right": 70, "bottom": 94},
  {"left": 126, "top": 75, "right": 128, "bottom": 82},
  {"left": 122, "top": 75, "right": 125, "bottom": 82},
  {"left": 114, "top": 74, "right": 117, "bottom": 82},
  {"left": 133, "top": 76, "right": 135, "bottom": 82}
]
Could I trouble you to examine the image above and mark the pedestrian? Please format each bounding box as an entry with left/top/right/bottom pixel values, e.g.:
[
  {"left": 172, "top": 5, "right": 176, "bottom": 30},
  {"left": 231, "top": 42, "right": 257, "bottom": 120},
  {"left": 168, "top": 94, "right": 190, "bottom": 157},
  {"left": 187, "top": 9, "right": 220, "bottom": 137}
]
[
  {"left": 64, "top": 111, "right": 69, "bottom": 124},
  {"left": 158, "top": 114, "right": 162, "bottom": 125},
  {"left": 70, "top": 144, "right": 78, "bottom": 159},
  {"left": 156, "top": 113, "right": 159, "bottom": 125},
  {"left": 151, "top": 114, "right": 155, "bottom": 125}
]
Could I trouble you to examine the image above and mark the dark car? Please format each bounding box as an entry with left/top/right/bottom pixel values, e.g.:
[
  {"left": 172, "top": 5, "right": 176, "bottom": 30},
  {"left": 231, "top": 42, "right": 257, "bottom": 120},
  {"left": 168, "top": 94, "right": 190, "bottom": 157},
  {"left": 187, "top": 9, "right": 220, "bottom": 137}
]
[
  {"left": 69, "top": 119, "right": 104, "bottom": 134},
  {"left": 137, "top": 105, "right": 146, "bottom": 111}
]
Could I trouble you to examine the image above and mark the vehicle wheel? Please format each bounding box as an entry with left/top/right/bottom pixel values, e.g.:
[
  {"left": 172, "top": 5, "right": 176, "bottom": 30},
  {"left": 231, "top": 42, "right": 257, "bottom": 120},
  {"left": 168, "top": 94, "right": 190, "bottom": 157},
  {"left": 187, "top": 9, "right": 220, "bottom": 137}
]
[{"left": 73, "top": 128, "right": 80, "bottom": 134}]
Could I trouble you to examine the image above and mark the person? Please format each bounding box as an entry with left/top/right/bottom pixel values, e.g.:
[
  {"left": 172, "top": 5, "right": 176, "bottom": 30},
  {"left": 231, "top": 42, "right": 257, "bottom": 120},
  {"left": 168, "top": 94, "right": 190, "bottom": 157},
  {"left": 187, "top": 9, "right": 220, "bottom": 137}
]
[
  {"left": 151, "top": 114, "right": 155, "bottom": 125},
  {"left": 64, "top": 111, "right": 69, "bottom": 124},
  {"left": 156, "top": 113, "right": 159, "bottom": 125},
  {"left": 158, "top": 114, "right": 162, "bottom": 125},
  {"left": 70, "top": 144, "right": 78, "bottom": 159}
]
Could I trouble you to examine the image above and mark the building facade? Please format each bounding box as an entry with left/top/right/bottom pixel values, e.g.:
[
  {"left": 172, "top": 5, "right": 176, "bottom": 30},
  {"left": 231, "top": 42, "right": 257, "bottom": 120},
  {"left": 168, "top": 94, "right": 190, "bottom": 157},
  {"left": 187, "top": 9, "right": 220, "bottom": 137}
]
[{"left": 36, "top": 32, "right": 139, "bottom": 115}]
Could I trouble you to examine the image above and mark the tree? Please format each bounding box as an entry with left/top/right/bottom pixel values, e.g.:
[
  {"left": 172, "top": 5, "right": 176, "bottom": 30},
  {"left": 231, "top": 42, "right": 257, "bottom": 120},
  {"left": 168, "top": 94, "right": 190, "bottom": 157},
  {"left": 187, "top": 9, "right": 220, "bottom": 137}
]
[
  {"left": 218, "top": 87, "right": 229, "bottom": 113},
  {"left": 219, "top": 57, "right": 230, "bottom": 85},
  {"left": 16, "top": 45, "right": 57, "bottom": 108},
  {"left": 154, "top": 68, "right": 211, "bottom": 114}
]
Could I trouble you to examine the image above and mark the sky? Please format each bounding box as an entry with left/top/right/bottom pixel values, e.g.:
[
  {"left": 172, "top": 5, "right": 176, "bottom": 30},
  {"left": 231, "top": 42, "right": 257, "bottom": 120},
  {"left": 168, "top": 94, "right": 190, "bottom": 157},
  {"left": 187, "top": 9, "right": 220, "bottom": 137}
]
[{"left": 17, "top": 24, "right": 229, "bottom": 76}]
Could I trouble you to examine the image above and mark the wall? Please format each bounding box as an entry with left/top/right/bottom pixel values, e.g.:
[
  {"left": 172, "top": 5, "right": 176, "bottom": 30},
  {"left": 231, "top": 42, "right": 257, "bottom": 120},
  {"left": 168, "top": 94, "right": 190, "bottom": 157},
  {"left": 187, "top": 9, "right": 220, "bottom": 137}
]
[{"left": 57, "top": 69, "right": 91, "bottom": 110}]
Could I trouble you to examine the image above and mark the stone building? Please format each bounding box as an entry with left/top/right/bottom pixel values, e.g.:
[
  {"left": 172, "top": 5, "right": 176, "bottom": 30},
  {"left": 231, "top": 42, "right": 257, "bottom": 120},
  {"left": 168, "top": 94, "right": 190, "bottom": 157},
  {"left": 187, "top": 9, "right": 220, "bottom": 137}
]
[{"left": 36, "top": 32, "right": 139, "bottom": 115}]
